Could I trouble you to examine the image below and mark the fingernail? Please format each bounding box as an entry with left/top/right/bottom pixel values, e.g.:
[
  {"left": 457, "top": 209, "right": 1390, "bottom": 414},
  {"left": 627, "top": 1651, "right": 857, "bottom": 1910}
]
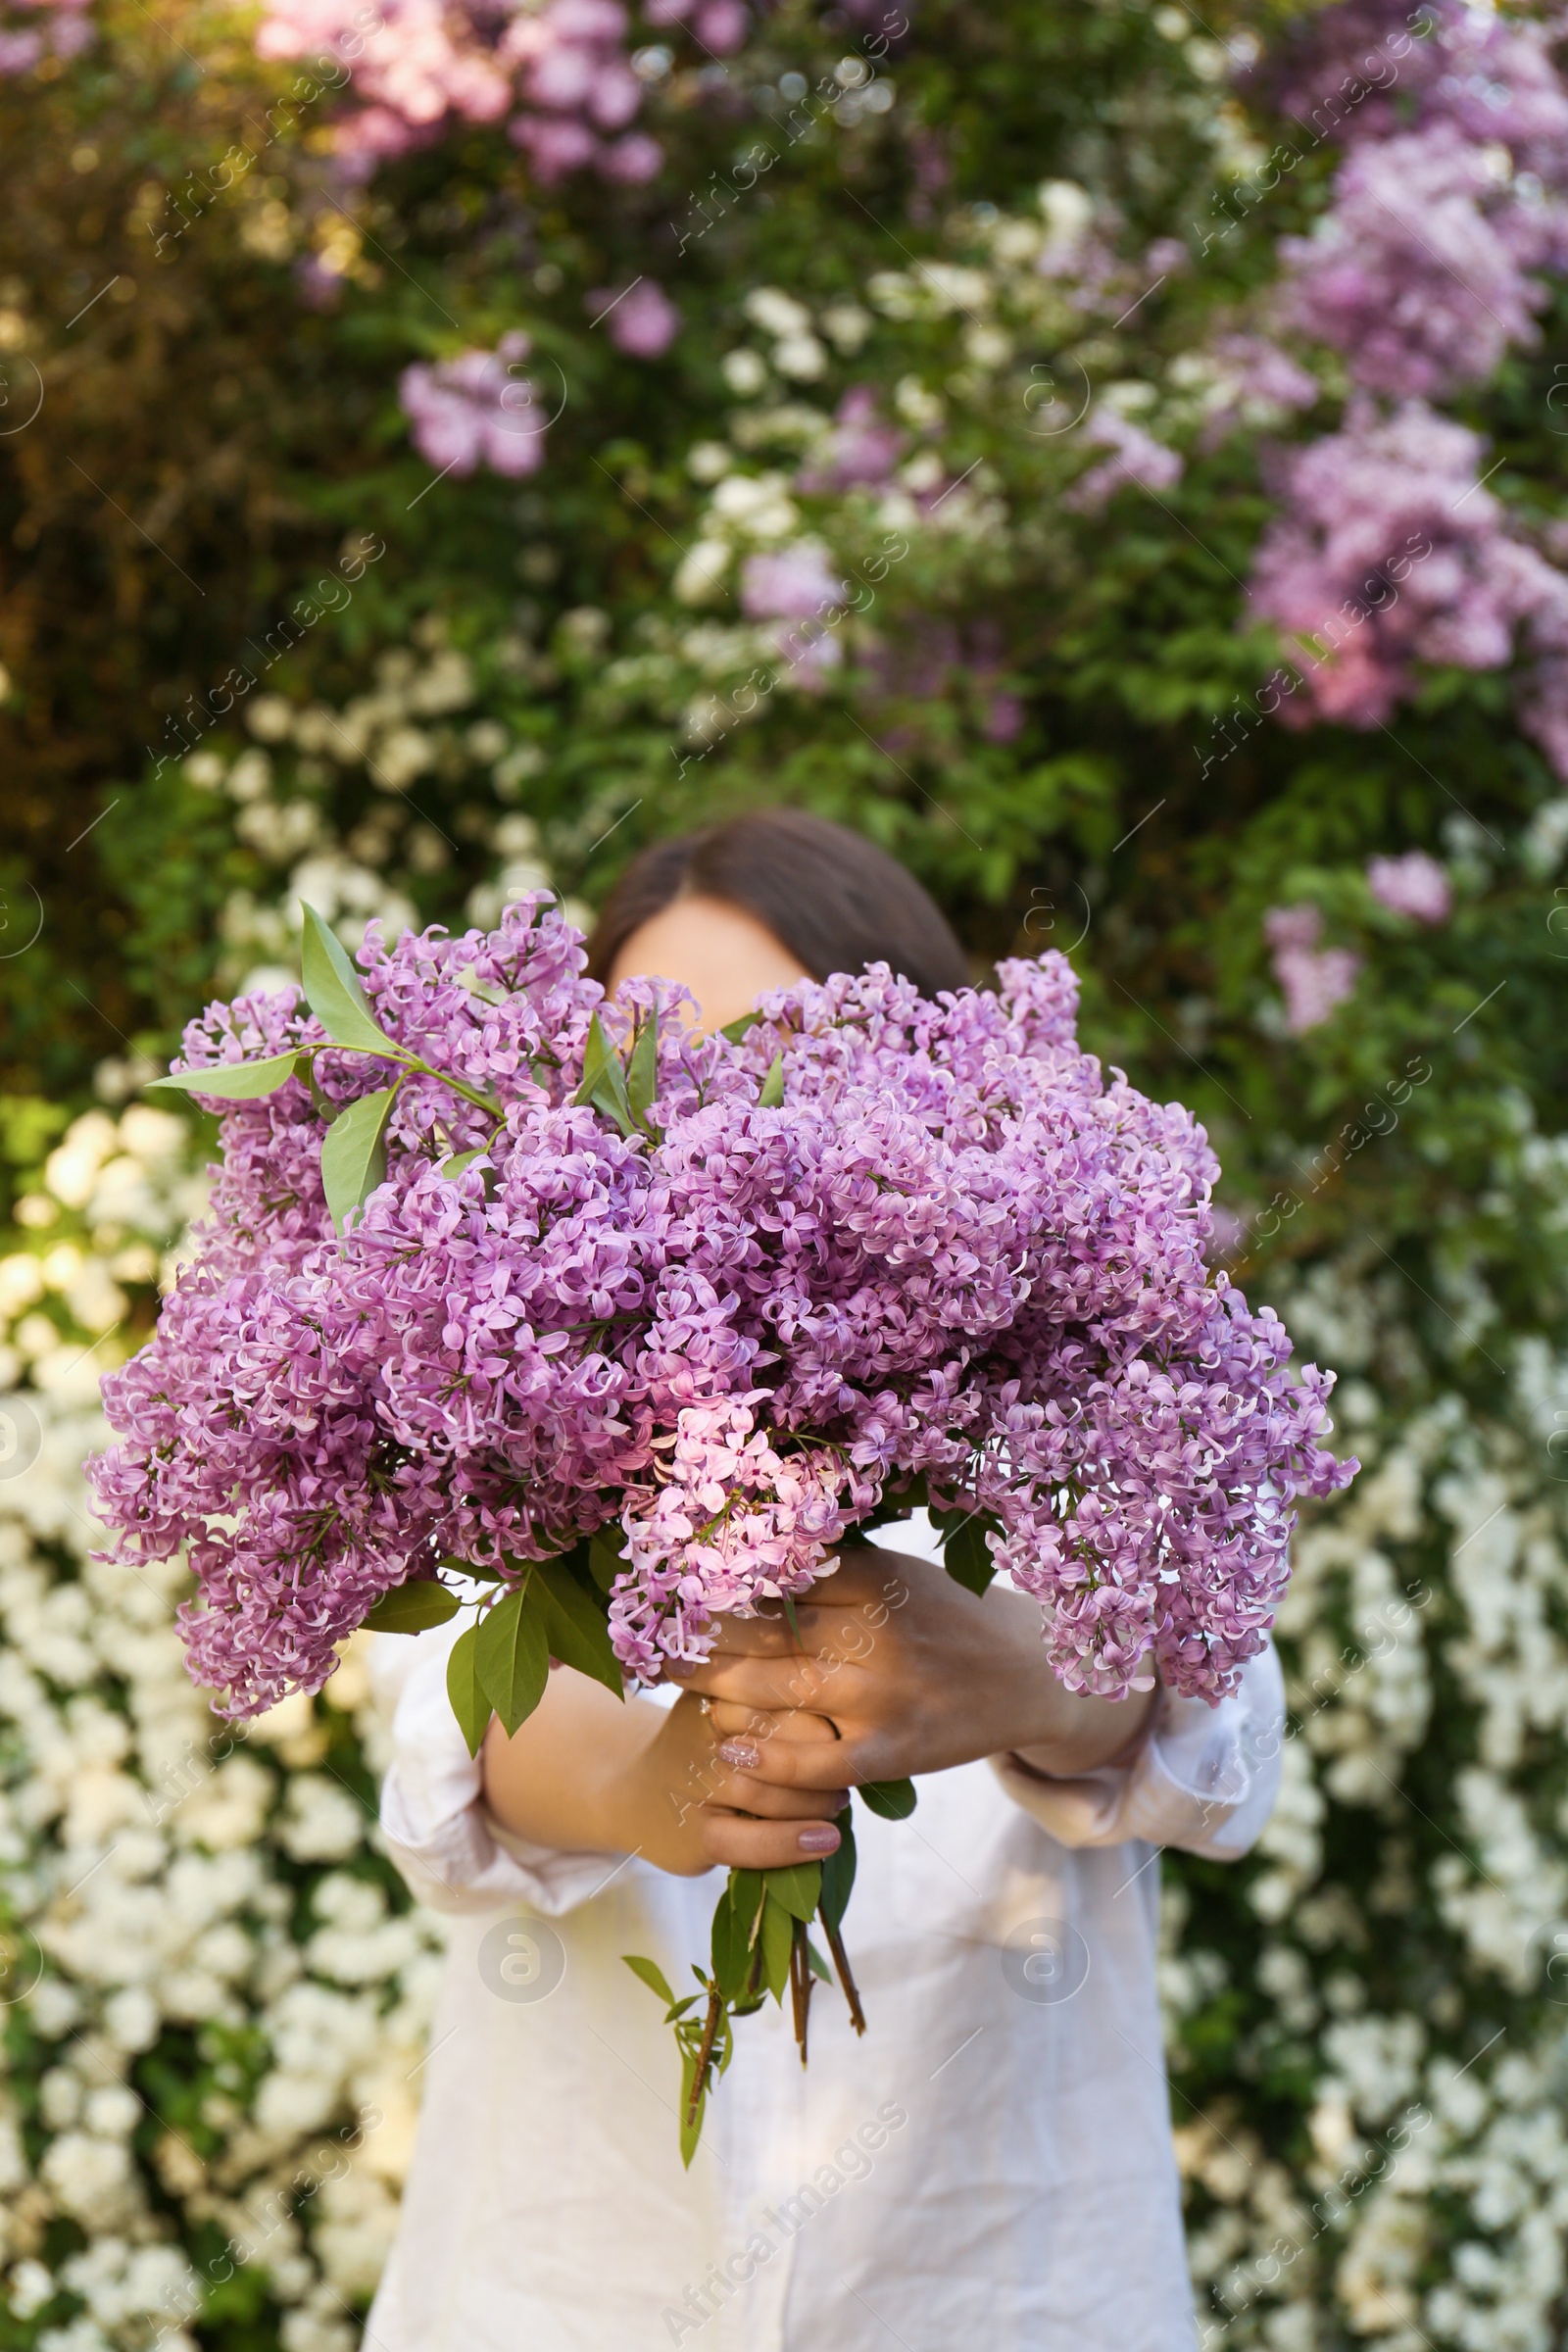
[
  {"left": 798, "top": 1826, "right": 840, "bottom": 1854},
  {"left": 718, "top": 1740, "right": 760, "bottom": 1769}
]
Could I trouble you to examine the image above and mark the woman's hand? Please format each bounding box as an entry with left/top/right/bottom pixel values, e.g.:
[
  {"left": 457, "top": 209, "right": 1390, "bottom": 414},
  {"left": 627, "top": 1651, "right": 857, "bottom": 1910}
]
[
  {"left": 480, "top": 1668, "right": 851, "bottom": 1879},
  {"left": 666, "top": 1542, "right": 1156, "bottom": 1793}
]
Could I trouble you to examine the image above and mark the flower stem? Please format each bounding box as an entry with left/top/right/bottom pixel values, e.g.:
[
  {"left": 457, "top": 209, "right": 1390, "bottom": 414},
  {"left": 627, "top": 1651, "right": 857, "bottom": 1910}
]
[
  {"left": 687, "top": 1982, "right": 724, "bottom": 2126},
  {"left": 789, "top": 1917, "right": 811, "bottom": 2065},
  {"left": 818, "top": 1907, "right": 866, "bottom": 2035}
]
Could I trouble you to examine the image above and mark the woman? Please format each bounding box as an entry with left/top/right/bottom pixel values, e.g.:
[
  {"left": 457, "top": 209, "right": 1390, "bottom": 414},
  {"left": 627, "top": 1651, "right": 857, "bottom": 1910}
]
[{"left": 368, "top": 809, "right": 1283, "bottom": 2352}]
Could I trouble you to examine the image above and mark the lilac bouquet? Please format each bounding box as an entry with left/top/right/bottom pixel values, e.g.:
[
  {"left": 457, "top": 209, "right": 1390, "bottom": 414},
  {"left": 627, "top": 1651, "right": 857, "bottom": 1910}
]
[{"left": 92, "top": 896, "right": 1353, "bottom": 2151}]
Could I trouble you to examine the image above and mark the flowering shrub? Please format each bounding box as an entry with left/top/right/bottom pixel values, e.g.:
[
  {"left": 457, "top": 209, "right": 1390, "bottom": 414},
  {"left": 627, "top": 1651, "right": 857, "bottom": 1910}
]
[
  {"left": 4, "top": 0, "right": 1568, "bottom": 2339},
  {"left": 0, "top": 1094, "right": 445, "bottom": 2351}
]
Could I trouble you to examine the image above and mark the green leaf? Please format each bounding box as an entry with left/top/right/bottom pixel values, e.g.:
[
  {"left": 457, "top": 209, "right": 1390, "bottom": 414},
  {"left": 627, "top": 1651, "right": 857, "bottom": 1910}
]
[
  {"left": 446, "top": 1623, "right": 492, "bottom": 1758},
  {"left": 763, "top": 1859, "right": 823, "bottom": 1922},
  {"left": 147, "top": 1052, "right": 300, "bottom": 1101},
  {"left": 587, "top": 1530, "right": 627, "bottom": 1592},
  {"left": 818, "top": 1808, "right": 858, "bottom": 1933},
  {"left": 320, "top": 1086, "right": 397, "bottom": 1232},
  {"left": 361, "top": 1581, "right": 460, "bottom": 1635},
  {"left": 300, "top": 904, "right": 406, "bottom": 1057},
  {"left": 758, "top": 1051, "right": 785, "bottom": 1108},
  {"left": 577, "top": 1008, "right": 612, "bottom": 1093},
  {"left": 621, "top": 1953, "right": 675, "bottom": 2006},
  {"left": 717, "top": 1010, "right": 760, "bottom": 1043},
  {"left": 858, "top": 1778, "right": 918, "bottom": 1821},
  {"left": 532, "top": 1557, "right": 623, "bottom": 1698},
  {"left": 625, "top": 1005, "right": 659, "bottom": 1126},
  {"left": 474, "top": 1586, "right": 551, "bottom": 1738},
  {"left": 937, "top": 1509, "right": 1002, "bottom": 1597},
  {"left": 710, "top": 1869, "right": 764, "bottom": 2000},
  {"left": 437, "top": 1147, "right": 484, "bottom": 1178},
  {"left": 806, "top": 1936, "right": 832, "bottom": 1984},
  {"left": 758, "top": 1890, "right": 794, "bottom": 2004},
  {"left": 572, "top": 1012, "right": 639, "bottom": 1138}
]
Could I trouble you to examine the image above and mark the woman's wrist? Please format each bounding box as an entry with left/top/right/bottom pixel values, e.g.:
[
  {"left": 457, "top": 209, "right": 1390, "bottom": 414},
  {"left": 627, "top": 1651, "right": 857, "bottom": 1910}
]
[{"left": 983, "top": 1588, "right": 1159, "bottom": 1774}]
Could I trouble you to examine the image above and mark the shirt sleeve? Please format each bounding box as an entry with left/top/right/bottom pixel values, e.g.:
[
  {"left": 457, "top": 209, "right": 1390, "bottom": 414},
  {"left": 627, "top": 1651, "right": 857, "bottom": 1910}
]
[
  {"left": 370, "top": 1620, "right": 626, "bottom": 1918},
  {"left": 989, "top": 1640, "right": 1285, "bottom": 1861}
]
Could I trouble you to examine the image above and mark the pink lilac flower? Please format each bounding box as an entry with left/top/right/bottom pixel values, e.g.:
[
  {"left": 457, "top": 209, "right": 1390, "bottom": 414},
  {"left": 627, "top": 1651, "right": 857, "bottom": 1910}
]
[
  {"left": 740, "top": 545, "right": 844, "bottom": 620},
  {"left": 0, "top": 0, "right": 91, "bottom": 72},
  {"left": 1281, "top": 124, "right": 1553, "bottom": 399},
  {"left": 399, "top": 330, "right": 547, "bottom": 477},
  {"left": 1266, "top": 0, "right": 1568, "bottom": 193},
  {"left": 1264, "top": 904, "right": 1362, "bottom": 1033},
  {"left": 1249, "top": 400, "right": 1568, "bottom": 735},
  {"left": 252, "top": 0, "right": 711, "bottom": 180},
  {"left": 93, "top": 900, "right": 1354, "bottom": 1720},
  {"left": 1196, "top": 334, "right": 1319, "bottom": 450},
  {"left": 643, "top": 0, "right": 749, "bottom": 53},
  {"left": 1366, "top": 850, "right": 1451, "bottom": 923},
  {"left": 797, "top": 388, "right": 905, "bottom": 493},
  {"left": 1242, "top": 0, "right": 1568, "bottom": 768},
  {"left": 1065, "top": 404, "right": 1183, "bottom": 513},
  {"left": 588, "top": 278, "right": 679, "bottom": 356}
]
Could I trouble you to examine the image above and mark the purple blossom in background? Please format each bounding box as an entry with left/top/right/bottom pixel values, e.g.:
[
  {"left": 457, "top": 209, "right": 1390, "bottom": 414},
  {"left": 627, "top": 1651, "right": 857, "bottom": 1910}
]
[
  {"left": 91, "top": 901, "right": 1353, "bottom": 1718},
  {"left": 0, "top": 0, "right": 91, "bottom": 74},
  {"left": 740, "top": 544, "right": 845, "bottom": 620},
  {"left": 1240, "top": 0, "right": 1568, "bottom": 767},
  {"left": 1249, "top": 400, "right": 1568, "bottom": 747},
  {"left": 1281, "top": 126, "right": 1553, "bottom": 399},
  {"left": 1066, "top": 404, "right": 1182, "bottom": 512},
  {"left": 1264, "top": 904, "right": 1362, "bottom": 1034},
  {"left": 399, "top": 330, "right": 547, "bottom": 477},
  {"left": 1366, "top": 850, "right": 1451, "bottom": 924},
  {"left": 255, "top": 0, "right": 675, "bottom": 178},
  {"left": 1266, "top": 0, "right": 1568, "bottom": 186},
  {"left": 1196, "top": 334, "right": 1319, "bottom": 450},
  {"left": 644, "top": 0, "right": 749, "bottom": 52},
  {"left": 588, "top": 278, "right": 680, "bottom": 356},
  {"left": 797, "top": 388, "right": 906, "bottom": 492}
]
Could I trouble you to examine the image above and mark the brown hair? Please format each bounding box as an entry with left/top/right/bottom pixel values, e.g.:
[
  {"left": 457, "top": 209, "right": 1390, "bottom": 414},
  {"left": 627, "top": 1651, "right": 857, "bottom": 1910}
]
[{"left": 585, "top": 808, "right": 969, "bottom": 998}]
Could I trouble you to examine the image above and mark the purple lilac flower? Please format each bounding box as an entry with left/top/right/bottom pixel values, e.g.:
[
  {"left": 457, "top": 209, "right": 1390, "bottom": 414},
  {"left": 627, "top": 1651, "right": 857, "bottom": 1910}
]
[
  {"left": 1366, "top": 851, "right": 1451, "bottom": 923},
  {"left": 1264, "top": 904, "right": 1362, "bottom": 1033},
  {"left": 399, "top": 330, "right": 547, "bottom": 477},
  {"left": 92, "top": 901, "right": 1355, "bottom": 1719},
  {"left": 1249, "top": 400, "right": 1568, "bottom": 737},
  {"left": 1065, "top": 404, "right": 1183, "bottom": 513},
  {"left": 588, "top": 279, "right": 680, "bottom": 357}
]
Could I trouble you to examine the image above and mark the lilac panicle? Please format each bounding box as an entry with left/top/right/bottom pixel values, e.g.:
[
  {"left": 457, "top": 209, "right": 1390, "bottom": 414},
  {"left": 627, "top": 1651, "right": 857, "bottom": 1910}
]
[{"left": 91, "top": 895, "right": 1355, "bottom": 1718}]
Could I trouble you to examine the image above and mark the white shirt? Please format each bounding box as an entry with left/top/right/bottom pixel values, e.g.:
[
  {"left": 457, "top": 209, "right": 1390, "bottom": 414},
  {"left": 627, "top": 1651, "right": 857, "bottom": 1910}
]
[{"left": 367, "top": 1521, "right": 1283, "bottom": 2352}]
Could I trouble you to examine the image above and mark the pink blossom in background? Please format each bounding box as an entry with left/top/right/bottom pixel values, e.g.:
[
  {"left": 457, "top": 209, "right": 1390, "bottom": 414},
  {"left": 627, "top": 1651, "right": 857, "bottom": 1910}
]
[
  {"left": 740, "top": 545, "right": 845, "bottom": 620},
  {"left": 643, "top": 0, "right": 750, "bottom": 51},
  {"left": 1281, "top": 126, "right": 1554, "bottom": 400},
  {"left": 0, "top": 0, "right": 92, "bottom": 73},
  {"left": 1265, "top": 0, "right": 1568, "bottom": 190},
  {"left": 1249, "top": 400, "right": 1568, "bottom": 740},
  {"left": 797, "top": 388, "right": 905, "bottom": 493},
  {"left": 983, "top": 693, "right": 1025, "bottom": 744},
  {"left": 1242, "top": 0, "right": 1568, "bottom": 767},
  {"left": 255, "top": 0, "right": 510, "bottom": 170},
  {"left": 253, "top": 0, "right": 685, "bottom": 178},
  {"left": 742, "top": 546, "right": 847, "bottom": 688},
  {"left": 399, "top": 330, "right": 547, "bottom": 477},
  {"left": 1197, "top": 334, "right": 1320, "bottom": 449},
  {"left": 1065, "top": 404, "right": 1182, "bottom": 513},
  {"left": 588, "top": 278, "right": 679, "bottom": 356},
  {"left": 1366, "top": 851, "right": 1451, "bottom": 924},
  {"left": 1264, "top": 904, "right": 1362, "bottom": 1033}
]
